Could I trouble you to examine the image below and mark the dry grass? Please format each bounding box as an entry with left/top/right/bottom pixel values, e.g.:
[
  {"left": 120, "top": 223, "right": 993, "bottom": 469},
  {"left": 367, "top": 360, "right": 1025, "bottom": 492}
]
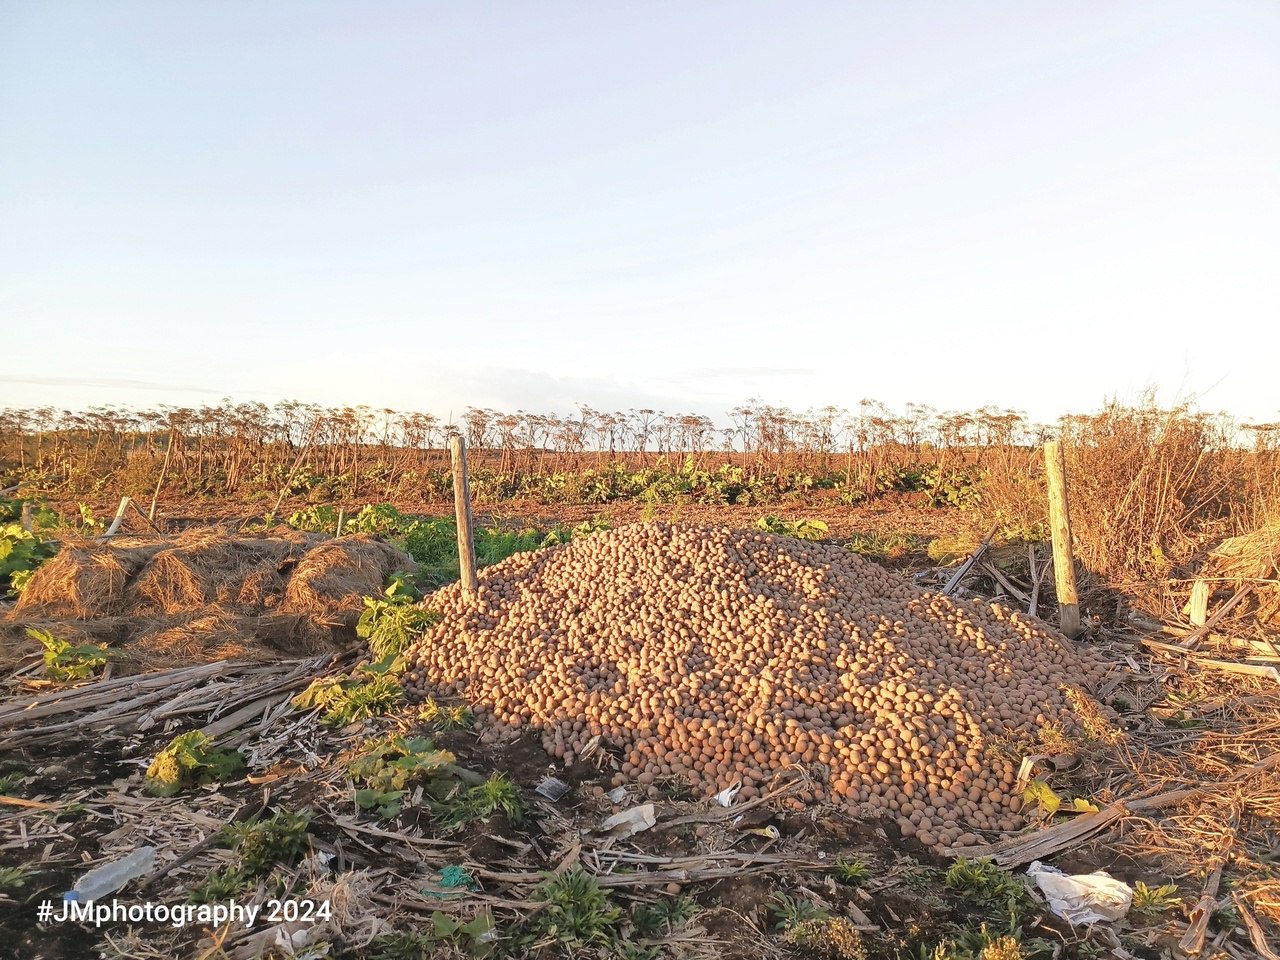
[{"left": 281, "top": 535, "right": 408, "bottom": 618}]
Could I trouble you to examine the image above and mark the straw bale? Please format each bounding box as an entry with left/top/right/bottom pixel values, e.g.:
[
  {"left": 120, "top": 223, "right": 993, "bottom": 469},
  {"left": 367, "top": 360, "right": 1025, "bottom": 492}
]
[
  {"left": 15, "top": 546, "right": 134, "bottom": 618},
  {"left": 281, "top": 535, "right": 410, "bottom": 620}
]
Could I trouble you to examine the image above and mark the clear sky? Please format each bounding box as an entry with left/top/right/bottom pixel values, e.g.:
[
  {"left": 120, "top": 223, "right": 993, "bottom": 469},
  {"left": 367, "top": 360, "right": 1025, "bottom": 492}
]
[{"left": 2, "top": 1, "right": 1277, "bottom": 425}]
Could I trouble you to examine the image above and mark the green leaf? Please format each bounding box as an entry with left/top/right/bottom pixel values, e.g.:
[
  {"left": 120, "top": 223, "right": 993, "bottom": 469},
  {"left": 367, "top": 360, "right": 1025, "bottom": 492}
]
[{"left": 1023, "top": 779, "right": 1061, "bottom": 815}]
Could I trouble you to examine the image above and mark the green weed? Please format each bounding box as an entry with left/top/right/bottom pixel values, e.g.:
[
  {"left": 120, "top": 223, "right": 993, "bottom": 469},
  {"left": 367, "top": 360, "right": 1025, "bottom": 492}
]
[
  {"left": 785, "top": 916, "right": 868, "bottom": 960},
  {"left": 833, "top": 855, "right": 872, "bottom": 886},
  {"left": 292, "top": 658, "right": 405, "bottom": 727},
  {"left": 755, "top": 515, "right": 829, "bottom": 541},
  {"left": 348, "top": 735, "right": 456, "bottom": 818},
  {"left": 768, "top": 891, "right": 828, "bottom": 930},
  {"left": 1131, "top": 880, "right": 1181, "bottom": 916},
  {"left": 0, "top": 865, "right": 30, "bottom": 890},
  {"left": 189, "top": 809, "right": 311, "bottom": 903},
  {"left": 30, "top": 628, "right": 117, "bottom": 681},
  {"left": 629, "top": 895, "right": 700, "bottom": 937},
  {"left": 145, "top": 731, "right": 244, "bottom": 797},
  {"left": 529, "top": 866, "right": 622, "bottom": 945},
  {"left": 944, "top": 858, "right": 1033, "bottom": 928},
  {"left": 438, "top": 773, "right": 526, "bottom": 828}
]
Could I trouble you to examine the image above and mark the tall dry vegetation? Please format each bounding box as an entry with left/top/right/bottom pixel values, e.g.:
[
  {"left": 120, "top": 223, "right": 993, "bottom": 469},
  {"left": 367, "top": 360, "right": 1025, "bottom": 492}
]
[
  {"left": 978, "top": 398, "right": 1279, "bottom": 587},
  {"left": 1, "top": 396, "right": 1275, "bottom": 590}
]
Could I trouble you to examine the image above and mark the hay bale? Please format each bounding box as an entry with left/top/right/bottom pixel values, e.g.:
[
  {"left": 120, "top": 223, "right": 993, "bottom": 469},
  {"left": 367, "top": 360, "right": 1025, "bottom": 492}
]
[
  {"left": 132, "top": 549, "right": 210, "bottom": 614},
  {"left": 15, "top": 546, "right": 135, "bottom": 618},
  {"left": 8, "top": 529, "right": 409, "bottom": 670},
  {"left": 128, "top": 532, "right": 310, "bottom": 615},
  {"left": 282, "top": 535, "right": 412, "bottom": 622}
]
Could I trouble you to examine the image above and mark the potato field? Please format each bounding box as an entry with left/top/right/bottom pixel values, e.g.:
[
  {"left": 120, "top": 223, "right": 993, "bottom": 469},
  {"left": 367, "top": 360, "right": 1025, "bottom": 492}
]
[{"left": 0, "top": 400, "right": 1277, "bottom": 960}]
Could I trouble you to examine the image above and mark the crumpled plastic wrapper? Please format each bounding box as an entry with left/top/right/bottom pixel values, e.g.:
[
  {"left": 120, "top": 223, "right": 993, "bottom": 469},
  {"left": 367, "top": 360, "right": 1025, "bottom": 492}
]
[{"left": 1026, "top": 860, "right": 1133, "bottom": 924}]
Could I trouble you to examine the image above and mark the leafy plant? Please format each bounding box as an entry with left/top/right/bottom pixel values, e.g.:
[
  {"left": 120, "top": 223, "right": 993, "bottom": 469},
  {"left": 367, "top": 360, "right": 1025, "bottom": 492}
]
[
  {"left": 1131, "top": 880, "right": 1181, "bottom": 916},
  {"left": 945, "top": 858, "right": 1033, "bottom": 928},
  {"left": 145, "top": 731, "right": 244, "bottom": 797},
  {"left": 1022, "top": 780, "right": 1061, "bottom": 817},
  {"left": 292, "top": 658, "right": 405, "bottom": 726},
  {"left": 529, "top": 866, "right": 622, "bottom": 945},
  {"left": 188, "top": 865, "right": 247, "bottom": 903},
  {"left": 630, "top": 895, "right": 700, "bottom": 937},
  {"left": 0, "top": 865, "right": 30, "bottom": 890},
  {"left": 30, "top": 628, "right": 116, "bottom": 681},
  {"left": 438, "top": 773, "right": 527, "bottom": 828},
  {"left": 189, "top": 809, "right": 311, "bottom": 902},
  {"left": 357, "top": 584, "right": 440, "bottom": 662},
  {"left": 369, "top": 911, "right": 496, "bottom": 959},
  {"left": 768, "top": 891, "right": 828, "bottom": 930},
  {"left": 755, "top": 516, "right": 829, "bottom": 541},
  {"left": 0, "top": 518, "right": 59, "bottom": 596},
  {"left": 833, "top": 855, "right": 872, "bottom": 886},
  {"left": 228, "top": 809, "right": 311, "bottom": 874},
  {"left": 348, "top": 735, "right": 456, "bottom": 818},
  {"left": 0, "top": 771, "right": 26, "bottom": 794},
  {"left": 418, "top": 698, "right": 474, "bottom": 730}
]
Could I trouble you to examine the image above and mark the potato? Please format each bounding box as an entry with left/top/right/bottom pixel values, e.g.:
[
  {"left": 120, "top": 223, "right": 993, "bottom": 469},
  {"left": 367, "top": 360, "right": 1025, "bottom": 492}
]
[{"left": 406, "top": 522, "right": 1102, "bottom": 851}]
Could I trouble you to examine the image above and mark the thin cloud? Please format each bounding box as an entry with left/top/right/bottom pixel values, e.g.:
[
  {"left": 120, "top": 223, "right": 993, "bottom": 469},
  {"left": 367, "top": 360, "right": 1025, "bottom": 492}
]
[
  {"left": 668, "top": 367, "right": 816, "bottom": 380},
  {"left": 0, "top": 376, "right": 220, "bottom": 394}
]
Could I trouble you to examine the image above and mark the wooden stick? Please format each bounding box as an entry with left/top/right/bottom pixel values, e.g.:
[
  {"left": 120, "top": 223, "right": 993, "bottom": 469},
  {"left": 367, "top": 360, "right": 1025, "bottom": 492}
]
[
  {"left": 1234, "top": 894, "right": 1280, "bottom": 960},
  {"left": 449, "top": 435, "right": 478, "bottom": 595},
  {"left": 942, "top": 524, "right": 998, "bottom": 596},
  {"left": 1181, "top": 583, "right": 1255, "bottom": 651},
  {"left": 981, "top": 560, "right": 1029, "bottom": 604},
  {"left": 128, "top": 497, "right": 163, "bottom": 533},
  {"left": 148, "top": 425, "right": 176, "bottom": 522},
  {"left": 1043, "top": 441, "right": 1082, "bottom": 638},
  {"left": 1187, "top": 579, "right": 1210, "bottom": 627},
  {"left": 1179, "top": 863, "right": 1223, "bottom": 955},
  {"left": 1028, "top": 544, "right": 1050, "bottom": 618},
  {"left": 102, "top": 496, "right": 131, "bottom": 538}
]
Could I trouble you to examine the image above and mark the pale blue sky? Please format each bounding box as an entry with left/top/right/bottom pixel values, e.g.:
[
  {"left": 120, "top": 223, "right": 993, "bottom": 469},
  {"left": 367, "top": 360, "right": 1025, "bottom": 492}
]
[{"left": 2, "top": 1, "right": 1278, "bottom": 424}]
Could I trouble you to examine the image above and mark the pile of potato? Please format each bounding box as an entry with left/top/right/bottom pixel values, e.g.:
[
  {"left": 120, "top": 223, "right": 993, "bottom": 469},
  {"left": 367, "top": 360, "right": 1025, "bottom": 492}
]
[{"left": 404, "top": 523, "right": 1106, "bottom": 848}]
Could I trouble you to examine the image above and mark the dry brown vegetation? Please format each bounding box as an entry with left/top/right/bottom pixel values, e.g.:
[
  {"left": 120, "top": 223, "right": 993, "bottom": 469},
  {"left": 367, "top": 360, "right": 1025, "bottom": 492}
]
[{"left": 2, "top": 529, "right": 409, "bottom": 668}]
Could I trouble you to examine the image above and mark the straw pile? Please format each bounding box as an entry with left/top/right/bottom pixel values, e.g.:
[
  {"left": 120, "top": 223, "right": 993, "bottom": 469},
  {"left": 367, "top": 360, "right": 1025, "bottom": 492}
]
[{"left": 3, "top": 528, "right": 413, "bottom": 668}]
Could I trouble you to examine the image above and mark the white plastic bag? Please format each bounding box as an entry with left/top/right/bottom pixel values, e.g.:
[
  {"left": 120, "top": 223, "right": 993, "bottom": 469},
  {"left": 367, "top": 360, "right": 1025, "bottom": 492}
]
[{"left": 1026, "top": 860, "right": 1133, "bottom": 924}]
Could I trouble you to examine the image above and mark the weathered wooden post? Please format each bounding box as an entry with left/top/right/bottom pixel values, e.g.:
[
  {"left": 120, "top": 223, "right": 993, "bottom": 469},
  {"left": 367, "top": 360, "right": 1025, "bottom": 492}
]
[
  {"left": 1043, "top": 440, "right": 1082, "bottom": 638},
  {"left": 449, "top": 435, "right": 478, "bottom": 595}
]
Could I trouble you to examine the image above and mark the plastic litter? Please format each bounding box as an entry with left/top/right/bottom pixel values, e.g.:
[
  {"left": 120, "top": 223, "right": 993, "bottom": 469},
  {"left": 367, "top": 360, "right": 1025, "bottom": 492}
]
[
  {"left": 1026, "top": 860, "right": 1133, "bottom": 924},
  {"left": 714, "top": 780, "right": 742, "bottom": 807},
  {"left": 534, "top": 776, "right": 571, "bottom": 801},
  {"left": 601, "top": 803, "right": 656, "bottom": 838},
  {"left": 606, "top": 786, "right": 628, "bottom": 804},
  {"left": 64, "top": 847, "right": 156, "bottom": 903},
  {"left": 422, "top": 865, "right": 479, "bottom": 898}
]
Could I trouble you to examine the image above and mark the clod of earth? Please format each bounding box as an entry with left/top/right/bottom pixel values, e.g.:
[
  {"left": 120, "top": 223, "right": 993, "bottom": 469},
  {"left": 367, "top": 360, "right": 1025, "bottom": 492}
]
[{"left": 405, "top": 522, "right": 1109, "bottom": 849}]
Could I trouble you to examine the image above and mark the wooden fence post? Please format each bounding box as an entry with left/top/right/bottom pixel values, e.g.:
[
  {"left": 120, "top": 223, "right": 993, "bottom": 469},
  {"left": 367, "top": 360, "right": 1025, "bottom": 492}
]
[
  {"left": 450, "top": 435, "right": 478, "bottom": 595},
  {"left": 1043, "top": 441, "right": 1082, "bottom": 638}
]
